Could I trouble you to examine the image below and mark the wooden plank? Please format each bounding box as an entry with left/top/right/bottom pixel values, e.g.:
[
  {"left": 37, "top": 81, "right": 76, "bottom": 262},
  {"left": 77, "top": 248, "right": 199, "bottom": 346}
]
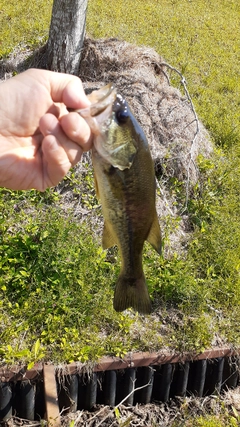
[
  {"left": 92, "top": 347, "right": 240, "bottom": 372},
  {"left": 0, "top": 347, "right": 240, "bottom": 381},
  {"left": 43, "top": 364, "right": 61, "bottom": 426},
  {"left": 0, "top": 364, "right": 43, "bottom": 382}
]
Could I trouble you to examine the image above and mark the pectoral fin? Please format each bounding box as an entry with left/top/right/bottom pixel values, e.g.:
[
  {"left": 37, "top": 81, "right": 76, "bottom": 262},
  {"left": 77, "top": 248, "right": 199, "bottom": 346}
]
[
  {"left": 147, "top": 213, "right": 162, "bottom": 254},
  {"left": 102, "top": 221, "right": 116, "bottom": 249}
]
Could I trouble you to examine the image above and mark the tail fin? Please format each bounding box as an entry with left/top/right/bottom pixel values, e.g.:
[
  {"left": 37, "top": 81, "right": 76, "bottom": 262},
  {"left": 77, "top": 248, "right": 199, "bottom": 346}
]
[{"left": 113, "top": 273, "right": 151, "bottom": 314}]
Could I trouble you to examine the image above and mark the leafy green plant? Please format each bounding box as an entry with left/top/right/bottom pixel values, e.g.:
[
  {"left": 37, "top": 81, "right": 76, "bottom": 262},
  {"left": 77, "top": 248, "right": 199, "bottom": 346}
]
[{"left": 173, "top": 414, "right": 239, "bottom": 427}]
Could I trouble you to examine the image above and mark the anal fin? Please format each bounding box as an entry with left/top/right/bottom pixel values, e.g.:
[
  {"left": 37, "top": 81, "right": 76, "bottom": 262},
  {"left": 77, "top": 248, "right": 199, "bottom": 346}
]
[
  {"left": 102, "top": 221, "right": 116, "bottom": 249},
  {"left": 147, "top": 212, "right": 162, "bottom": 254}
]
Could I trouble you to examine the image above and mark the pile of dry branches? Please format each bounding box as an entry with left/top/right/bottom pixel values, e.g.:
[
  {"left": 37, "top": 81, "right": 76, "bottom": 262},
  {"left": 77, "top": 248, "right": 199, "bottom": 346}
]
[{"left": 78, "top": 38, "right": 212, "bottom": 252}]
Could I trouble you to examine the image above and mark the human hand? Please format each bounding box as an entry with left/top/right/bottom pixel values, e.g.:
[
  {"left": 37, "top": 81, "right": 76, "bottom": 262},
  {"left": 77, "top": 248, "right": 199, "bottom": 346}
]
[{"left": 0, "top": 68, "right": 92, "bottom": 191}]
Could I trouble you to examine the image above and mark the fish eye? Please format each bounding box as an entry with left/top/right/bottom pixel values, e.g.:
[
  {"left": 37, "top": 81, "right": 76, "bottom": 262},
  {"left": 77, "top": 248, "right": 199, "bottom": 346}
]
[{"left": 116, "top": 109, "right": 129, "bottom": 124}]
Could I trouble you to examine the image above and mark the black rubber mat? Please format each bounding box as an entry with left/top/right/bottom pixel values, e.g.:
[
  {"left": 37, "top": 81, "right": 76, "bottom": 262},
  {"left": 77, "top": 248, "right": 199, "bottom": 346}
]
[{"left": 1, "top": 355, "right": 238, "bottom": 420}]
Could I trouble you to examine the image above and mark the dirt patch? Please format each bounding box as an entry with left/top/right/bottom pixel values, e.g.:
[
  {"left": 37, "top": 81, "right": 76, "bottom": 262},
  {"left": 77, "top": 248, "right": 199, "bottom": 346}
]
[
  {"left": 1, "top": 388, "right": 240, "bottom": 426},
  {"left": 60, "top": 387, "right": 240, "bottom": 426}
]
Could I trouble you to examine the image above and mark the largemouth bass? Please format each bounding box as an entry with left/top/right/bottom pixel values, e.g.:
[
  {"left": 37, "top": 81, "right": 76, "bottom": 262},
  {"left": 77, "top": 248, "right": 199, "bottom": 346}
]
[{"left": 75, "top": 84, "right": 162, "bottom": 314}]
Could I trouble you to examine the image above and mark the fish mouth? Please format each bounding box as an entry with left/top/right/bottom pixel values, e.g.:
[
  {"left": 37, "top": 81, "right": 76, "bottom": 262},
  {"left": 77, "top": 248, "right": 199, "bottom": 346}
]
[
  {"left": 76, "top": 84, "right": 117, "bottom": 135},
  {"left": 70, "top": 84, "right": 136, "bottom": 170},
  {"left": 87, "top": 84, "right": 117, "bottom": 116}
]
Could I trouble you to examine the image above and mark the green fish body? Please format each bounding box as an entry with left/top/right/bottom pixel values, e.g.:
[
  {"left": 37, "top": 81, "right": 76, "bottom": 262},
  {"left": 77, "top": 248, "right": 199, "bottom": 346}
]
[{"left": 78, "top": 85, "right": 162, "bottom": 314}]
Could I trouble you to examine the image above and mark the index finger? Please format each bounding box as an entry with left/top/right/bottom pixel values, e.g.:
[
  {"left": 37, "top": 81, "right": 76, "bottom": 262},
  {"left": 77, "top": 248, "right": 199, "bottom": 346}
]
[{"left": 49, "top": 73, "right": 90, "bottom": 109}]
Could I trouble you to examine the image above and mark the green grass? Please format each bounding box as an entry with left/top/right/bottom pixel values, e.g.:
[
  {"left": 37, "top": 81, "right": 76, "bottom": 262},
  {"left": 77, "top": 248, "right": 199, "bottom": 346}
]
[
  {"left": 0, "top": 187, "right": 213, "bottom": 365},
  {"left": 0, "top": 0, "right": 52, "bottom": 58},
  {"left": 0, "top": 0, "right": 240, "bottom": 371},
  {"left": 172, "top": 415, "right": 239, "bottom": 427}
]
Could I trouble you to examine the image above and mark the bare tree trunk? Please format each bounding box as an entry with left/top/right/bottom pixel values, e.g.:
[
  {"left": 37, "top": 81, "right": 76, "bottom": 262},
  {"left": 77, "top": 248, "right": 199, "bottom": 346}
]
[{"left": 47, "top": 0, "right": 88, "bottom": 74}]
